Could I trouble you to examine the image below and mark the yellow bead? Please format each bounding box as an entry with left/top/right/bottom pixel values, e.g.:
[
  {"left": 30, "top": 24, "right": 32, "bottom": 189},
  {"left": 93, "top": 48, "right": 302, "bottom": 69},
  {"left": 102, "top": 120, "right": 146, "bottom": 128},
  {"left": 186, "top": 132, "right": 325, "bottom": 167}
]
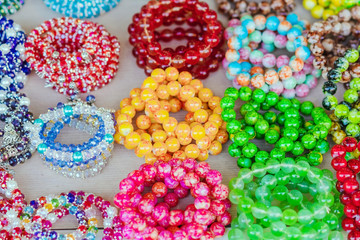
[
  {"left": 145, "top": 152, "right": 157, "bottom": 164},
  {"left": 204, "top": 121, "right": 219, "bottom": 136},
  {"left": 136, "top": 115, "right": 151, "bottom": 130},
  {"left": 88, "top": 217, "right": 98, "bottom": 226},
  {"left": 148, "top": 123, "right": 163, "bottom": 135},
  {"left": 160, "top": 100, "right": 171, "bottom": 112},
  {"left": 120, "top": 98, "right": 131, "bottom": 108},
  {"left": 303, "top": 0, "right": 317, "bottom": 10},
  {"left": 146, "top": 99, "right": 162, "bottom": 113},
  {"left": 141, "top": 88, "right": 156, "bottom": 102},
  {"left": 169, "top": 98, "right": 182, "bottom": 112},
  {"left": 114, "top": 132, "right": 124, "bottom": 144},
  {"left": 190, "top": 122, "right": 201, "bottom": 128},
  {"left": 152, "top": 130, "right": 167, "bottom": 142},
  {"left": 198, "top": 88, "right": 214, "bottom": 102},
  {"left": 135, "top": 140, "right": 153, "bottom": 157},
  {"left": 208, "top": 96, "right": 221, "bottom": 110},
  {"left": 209, "top": 140, "right": 222, "bottom": 155},
  {"left": 154, "top": 109, "right": 169, "bottom": 123},
  {"left": 185, "top": 144, "right": 200, "bottom": 159},
  {"left": 208, "top": 114, "right": 223, "bottom": 127},
  {"left": 197, "top": 149, "right": 209, "bottom": 161},
  {"left": 191, "top": 125, "right": 206, "bottom": 141},
  {"left": 142, "top": 77, "right": 158, "bottom": 90},
  {"left": 165, "top": 67, "right": 179, "bottom": 81},
  {"left": 140, "top": 132, "right": 152, "bottom": 141},
  {"left": 194, "top": 109, "right": 209, "bottom": 123},
  {"left": 44, "top": 203, "right": 53, "bottom": 212},
  {"left": 152, "top": 141, "right": 167, "bottom": 156},
  {"left": 130, "top": 88, "right": 141, "bottom": 98},
  {"left": 189, "top": 79, "right": 203, "bottom": 93},
  {"left": 185, "top": 97, "right": 202, "bottom": 112},
  {"left": 156, "top": 84, "right": 170, "bottom": 99},
  {"left": 151, "top": 68, "right": 166, "bottom": 83},
  {"left": 175, "top": 123, "right": 191, "bottom": 138},
  {"left": 196, "top": 136, "right": 211, "bottom": 150},
  {"left": 163, "top": 117, "right": 178, "bottom": 132},
  {"left": 118, "top": 122, "right": 134, "bottom": 136},
  {"left": 125, "top": 132, "right": 141, "bottom": 149},
  {"left": 131, "top": 97, "right": 145, "bottom": 111},
  {"left": 120, "top": 105, "right": 136, "bottom": 118},
  {"left": 322, "top": 9, "right": 335, "bottom": 19},
  {"left": 213, "top": 106, "right": 223, "bottom": 115},
  {"left": 179, "top": 135, "right": 192, "bottom": 145},
  {"left": 178, "top": 71, "right": 193, "bottom": 85},
  {"left": 167, "top": 81, "right": 182, "bottom": 96},
  {"left": 331, "top": 0, "right": 342, "bottom": 7},
  {"left": 311, "top": 5, "right": 324, "bottom": 18},
  {"left": 116, "top": 114, "right": 132, "bottom": 125},
  {"left": 179, "top": 85, "right": 196, "bottom": 101},
  {"left": 318, "top": 0, "right": 330, "bottom": 7},
  {"left": 165, "top": 137, "right": 180, "bottom": 152}
]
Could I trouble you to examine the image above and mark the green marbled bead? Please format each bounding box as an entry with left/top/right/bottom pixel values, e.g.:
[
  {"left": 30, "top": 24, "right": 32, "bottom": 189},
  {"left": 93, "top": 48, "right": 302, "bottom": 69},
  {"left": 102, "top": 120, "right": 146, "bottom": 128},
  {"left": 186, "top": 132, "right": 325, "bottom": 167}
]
[
  {"left": 239, "top": 86, "right": 253, "bottom": 101},
  {"left": 224, "top": 87, "right": 239, "bottom": 100}
]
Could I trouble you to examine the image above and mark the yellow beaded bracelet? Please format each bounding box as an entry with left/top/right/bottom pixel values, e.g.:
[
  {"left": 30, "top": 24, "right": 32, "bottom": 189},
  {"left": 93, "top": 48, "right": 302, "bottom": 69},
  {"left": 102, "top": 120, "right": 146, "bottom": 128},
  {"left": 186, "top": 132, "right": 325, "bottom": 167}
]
[{"left": 114, "top": 67, "right": 229, "bottom": 164}]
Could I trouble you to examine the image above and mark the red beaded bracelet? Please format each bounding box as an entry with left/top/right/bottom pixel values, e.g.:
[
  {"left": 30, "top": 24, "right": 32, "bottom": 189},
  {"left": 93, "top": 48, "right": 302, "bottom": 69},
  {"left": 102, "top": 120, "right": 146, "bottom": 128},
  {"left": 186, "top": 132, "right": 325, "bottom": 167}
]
[
  {"left": 128, "top": 0, "right": 224, "bottom": 80},
  {"left": 25, "top": 17, "right": 121, "bottom": 95},
  {"left": 331, "top": 137, "right": 360, "bottom": 239},
  {"left": 113, "top": 158, "right": 231, "bottom": 240}
]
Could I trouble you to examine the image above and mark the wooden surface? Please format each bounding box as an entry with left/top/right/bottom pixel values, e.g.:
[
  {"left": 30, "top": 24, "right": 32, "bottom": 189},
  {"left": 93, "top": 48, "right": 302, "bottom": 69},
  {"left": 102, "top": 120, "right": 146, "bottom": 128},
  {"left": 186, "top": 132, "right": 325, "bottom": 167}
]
[{"left": 7, "top": 0, "right": 339, "bottom": 239}]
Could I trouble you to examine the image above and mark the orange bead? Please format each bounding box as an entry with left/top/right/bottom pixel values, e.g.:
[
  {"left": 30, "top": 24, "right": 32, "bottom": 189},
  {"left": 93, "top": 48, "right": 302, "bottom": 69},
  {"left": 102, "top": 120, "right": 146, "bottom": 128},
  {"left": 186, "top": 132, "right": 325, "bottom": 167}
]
[
  {"left": 167, "top": 131, "right": 176, "bottom": 138},
  {"left": 145, "top": 152, "right": 157, "bottom": 164},
  {"left": 160, "top": 100, "right": 171, "bottom": 112},
  {"left": 124, "top": 132, "right": 141, "bottom": 149},
  {"left": 121, "top": 105, "right": 136, "bottom": 118},
  {"left": 167, "top": 81, "right": 181, "bottom": 96},
  {"left": 118, "top": 122, "right": 134, "bottom": 136},
  {"left": 250, "top": 66, "right": 264, "bottom": 75},
  {"left": 136, "top": 115, "right": 151, "bottom": 130},
  {"left": 167, "top": 226, "right": 180, "bottom": 234},
  {"left": 178, "top": 71, "right": 192, "bottom": 85},
  {"left": 152, "top": 130, "right": 167, "bottom": 142},
  {"left": 185, "top": 112, "right": 195, "bottom": 123},
  {"left": 191, "top": 124, "right": 206, "bottom": 141},
  {"left": 172, "top": 150, "right": 186, "bottom": 160},
  {"left": 140, "top": 132, "right": 152, "bottom": 141},
  {"left": 216, "top": 129, "right": 229, "bottom": 144},
  {"left": 201, "top": 102, "right": 209, "bottom": 110},
  {"left": 209, "top": 140, "right": 222, "bottom": 155},
  {"left": 208, "top": 96, "right": 221, "bottom": 110},
  {"left": 220, "top": 121, "right": 227, "bottom": 130},
  {"left": 213, "top": 106, "right": 222, "bottom": 115},
  {"left": 163, "top": 117, "right": 178, "bottom": 132},
  {"left": 197, "top": 149, "right": 209, "bottom": 161},
  {"left": 148, "top": 123, "right": 163, "bottom": 135},
  {"left": 175, "top": 123, "right": 191, "bottom": 138},
  {"left": 208, "top": 114, "right": 222, "bottom": 127},
  {"left": 198, "top": 88, "right": 214, "bottom": 102},
  {"left": 140, "top": 88, "right": 156, "bottom": 102},
  {"left": 179, "top": 135, "right": 192, "bottom": 145},
  {"left": 165, "top": 67, "right": 179, "bottom": 81},
  {"left": 204, "top": 121, "right": 219, "bottom": 136},
  {"left": 196, "top": 136, "right": 211, "bottom": 150},
  {"left": 129, "top": 88, "right": 141, "bottom": 98},
  {"left": 165, "top": 137, "right": 180, "bottom": 152},
  {"left": 116, "top": 114, "right": 132, "bottom": 125},
  {"left": 194, "top": 109, "right": 209, "bottom": 123},
  {"left": 135, "top": 140, "right": 152, "bottom": 157},
  {"left": 131, "top": 97, "right": 145, "bottom": 111},
  {"left": 151, "top": 68, "right": 166, "bottom": 83},
  {"left": 185, "top": 97, "right": 202, "bottom": 112},
  {"left": 146, "top": 99, "right": 162, "bottom": 113},
  {"left": 157, "top": 153, "right": 172, "bottom": 162},
  {"left": 189, "top": 79, "right": 203, "bottom": 93},
  {"left": 179, "top": 85, "right": 196, "bottom": 101},
  {"left": 136, "top": 129, "right": 146, "bottom": 135},
  {"left": 185, "top": 144, "right": 200, "bottom": 159},
  {"left": 154, "top": 109, "right": 169, "bottom": 123},
  {"left": 142, "top": 77, "right": 158, "bottom": 90},
  {"left": 120, "top": 98, "right": 131, "bottom": 108},
  {"left": 152, "top": 182, "right": 168, "bottom": 197},
  {"left": 169, "top": 98, "right": 182, "bottom": 112},
  {"left": 152, "top": 142, "right": 167, "bottom": 156},
  {"left": 156, "top": 85, "right": 170, "bottom": 99}
]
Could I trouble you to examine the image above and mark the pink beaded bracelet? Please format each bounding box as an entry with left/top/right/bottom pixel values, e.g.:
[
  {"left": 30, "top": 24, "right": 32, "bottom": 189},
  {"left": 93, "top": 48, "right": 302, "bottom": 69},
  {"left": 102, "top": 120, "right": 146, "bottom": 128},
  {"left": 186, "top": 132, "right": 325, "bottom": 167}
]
[{"left": 113, "top": 158, "right": 231, "bottom": 240}]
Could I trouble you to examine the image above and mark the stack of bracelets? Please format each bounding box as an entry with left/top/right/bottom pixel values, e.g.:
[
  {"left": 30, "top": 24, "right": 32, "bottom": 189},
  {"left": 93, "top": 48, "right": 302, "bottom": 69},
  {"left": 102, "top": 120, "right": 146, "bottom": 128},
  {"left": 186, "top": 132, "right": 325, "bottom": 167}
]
[
  {"left": 0, "top": 16, "right": 33, "bottom": 167},
  {"left": 303, "top": 0, "right": 359, "bottom": 19},
  {"left": 42, "top": 0, "right": 121, "bottom": 18},
  {"left": 28, "top": 96, "right": 115, "bottom": 178},
  {"left": 114, "top": 158, "right": 231, "bottom": 239},
  {"left": 0, "top": 167, "right": 121, "bottom": 239},
  {"left": 128, "top": 0, "right": 224, "bottom": 79},
  {"left": 220, "top": 87, "right": 332, "bottom": 167},
  {"left": 228, "top": 157, "right": 344, "bottom": 239},
  {"left": 331, "top": 137, "right": 360, "bottom": 239},
  {"left": 115, "top": 67, "right": 228, "bottom": 164},
  {"left": 0, "top": 0, "right": 24, "bottom": 16},
  {"left": 25, "top": 17, "right": 121, "bottom": 96},
  {"left": 308, "top": 6, "right": 360, "bottom": 81},
  {"left": 224, "top": 13, "right": 320, "bottom": 99},
  {"left": 216, "top": 0, "right": 296, "bottom": 19}
]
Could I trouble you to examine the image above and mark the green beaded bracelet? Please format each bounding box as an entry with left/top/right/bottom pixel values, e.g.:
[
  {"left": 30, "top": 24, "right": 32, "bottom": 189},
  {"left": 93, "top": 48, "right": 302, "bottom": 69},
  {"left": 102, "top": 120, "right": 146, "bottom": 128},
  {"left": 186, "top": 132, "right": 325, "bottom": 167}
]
[
  {"left": 220, "top": 87, "right": 331, "bottom": 167},
  {"left": 228, "top": 158, "right": 344, "bottom": 240}
]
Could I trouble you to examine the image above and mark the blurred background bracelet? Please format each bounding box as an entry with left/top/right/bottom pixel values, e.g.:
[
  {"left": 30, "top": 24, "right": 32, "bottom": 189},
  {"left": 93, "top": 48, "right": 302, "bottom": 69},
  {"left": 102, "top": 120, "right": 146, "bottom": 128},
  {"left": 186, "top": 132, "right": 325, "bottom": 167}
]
[{"left": 0, "top": 0, "right": 25, "bottom": 16}]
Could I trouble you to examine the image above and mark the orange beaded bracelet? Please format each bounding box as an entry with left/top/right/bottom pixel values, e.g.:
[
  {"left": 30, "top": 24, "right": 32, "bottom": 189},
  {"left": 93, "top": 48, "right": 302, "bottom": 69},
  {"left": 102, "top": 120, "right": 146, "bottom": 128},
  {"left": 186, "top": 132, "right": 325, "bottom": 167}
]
[{"left": 114, "top": 67, "right": 228, "bottom": 164}]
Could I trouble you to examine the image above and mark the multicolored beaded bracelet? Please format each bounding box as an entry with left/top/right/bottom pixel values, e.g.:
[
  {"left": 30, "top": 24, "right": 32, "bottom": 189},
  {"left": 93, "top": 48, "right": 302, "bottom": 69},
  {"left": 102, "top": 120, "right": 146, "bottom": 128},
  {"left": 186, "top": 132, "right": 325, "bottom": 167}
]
[
  {"left": 114, "top": 158, "right": 231, "bottom": 240},
  {"left": 331, "top": 137, "right": 360, "bottom": 239},
  {"left": 0, "top": 0, "right": 24, "bottom": 16},
  {"left": 220, "top": 87, "right": 331, "bottom": 167},
  {"left": 42, "top": 0, "right": 121, "bottom": 19},
  {"left": 308, "top": 6, "right": 360, "bottom": 80},
  {"left": 25, "top": 17, "right": 120, "bottom": 96},
  {"left": 217, "top": 0, "right": 296, "bottom": 19},
  {"left": 0, "top": 167, "right": 120, "bottom": 239},
  {"left": 228, "top": 158, "right": 344, "bottom": 240},
  {"left": 115, "top": 67, "right": 228, "bottom": 164},
  {"left": 129, "top": 0, "right": 224, "bottom": 79},
  {"left": 303, "top": 0, "right": 359, "bottom": 19},
  {"left": 28, "top": 96, "right": 115, "bottom": 178},
  {"left": 224, "top": 13, "right": 319, "bottom": 99}
]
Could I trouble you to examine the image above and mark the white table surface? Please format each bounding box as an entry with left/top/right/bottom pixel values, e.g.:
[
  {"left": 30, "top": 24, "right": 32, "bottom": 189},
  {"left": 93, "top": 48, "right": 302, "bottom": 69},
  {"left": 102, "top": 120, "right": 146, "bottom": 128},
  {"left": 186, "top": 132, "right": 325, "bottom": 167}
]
[{"left": 7, "top": 0, "right": 339, "bottom": 239}]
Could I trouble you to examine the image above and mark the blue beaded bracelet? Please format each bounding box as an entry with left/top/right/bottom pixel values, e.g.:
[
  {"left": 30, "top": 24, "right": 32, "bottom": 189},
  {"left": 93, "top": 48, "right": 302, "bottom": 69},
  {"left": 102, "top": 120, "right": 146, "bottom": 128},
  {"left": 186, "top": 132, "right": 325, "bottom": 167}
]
[
  {"left": 42, "top": 0, "right": 121, "bottom": 18},
  {"left": 29, "top": 96, "right": 115, "bottom": 178}
]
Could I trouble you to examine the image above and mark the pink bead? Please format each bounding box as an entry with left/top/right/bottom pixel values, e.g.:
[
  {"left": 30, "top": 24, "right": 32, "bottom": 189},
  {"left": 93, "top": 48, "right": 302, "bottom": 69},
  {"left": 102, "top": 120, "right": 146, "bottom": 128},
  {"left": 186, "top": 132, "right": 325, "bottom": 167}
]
[
  {"left": 194, "top": 209, "right": 215, "bottom": 225},
  {"left": 228, "top": 19, "right": 241, "bottom": 28},
  {"left": 169, "top": 210, "right": 184, "bottom": 226},
  {"left": 217, "top": 211, "right": 232, "bottom": 226},
  {"left": 152, "top": 204, "right": 170, "bottom": 222},
  {"left": 141, "top": 227, "right": 159, "bottom": 240},
  {"left": 209, "top": 200, "right": 226, "bottom": 215},
  {"left": 205, "top": 170, "right": 222, "bottom": 186},
  {"left": 262, "top": 53, "right": 276, "bottom": 68},
  {"left": 130, "top": 193, "right": 142, "bottom": 208},
  {"left": 174, "top": 185, "right": 189, "bottom": 198},
  {"left": 195, "top": 162, "right": 210, "bottom": 178},
  {"left": 201, "top": 231, "right": 215, "bottom": 240},
  {"left": 128, "top": 170, "right": 145, "bottom": 184},
  {"left": 186, "top": 223, "right": 204, "bottom": 239},
  {"left": 138, "top": 198, "right": 156, "bottom": 215},
  {"left": 173, "top": 230, "right": 188, "bottom": 240},
  {"left": 119, "top": 178, "right": 136, "bottom": 194},
  {"left": 132, "top": 217, "right": 147, "bottom": 232},
  {"left": 168, "top": 158, "right": 183, "bottom": 167},
  {"left": 210, "top": 222, "right": 225, "bottom": 237},
  {"left": 211, "top": 184, "right": 229, "bottom": 200},
  {"left": 276, "top": 55, "right": 290, "bottom": 68},
  {"left": 144, "top": 215, "right": 157, "bottom": 227},
  {"left": 136, "top": 183, "right": 145, "bottom": 192},
  {"left": 194, "top": 196, "right": 211, "bottom": 210},
  {"left": 158, "top": 217, "right": 170, "bottom": 228},
  {"left": 269, "top": 81, "right": 284, "bottom": 95},
  {"left": 239, "top": 47, "right": 250, "bottom": 60},
  {"left": 295, "top": 84, "right": 309, "bottom": 98},
  {"left": 307, "top": 75, "right": 318, "bottom": 89},
  {"left": 114, "top": 193, "right": 131, "bottom": 208},
  {"left": 183, "top": 172, "right": 200, "bottom": 188},
  {"left": 171, "top": 166, "right": 187, "bottom": 181},
  {"left": 142, "top": 165, "right": 158, "bottom": 181},
  {"left": 113, "top": 232, "right": 124, "bottom": 240},
  {"left": 274, "top": 35, "right": 287, "bottom": 48},
  {"left": 119, "top": 209, "right": 139, "bottom": 224},
  {"left": 158, "top": 230, "right": 173, "bottom": 240},
  {"left": 282, "top": 88, "right": 296, "bottom": 99},
  {"left": 157, "top": 163, "right": 172, "bottom": 179},
  {"left": 224, "top": 27, "right": 234, "bottom": 40},
  {"left": 293, "top": 70, "right": 306, "bottom": 84},
  {"left": 122, "top": 225, "right": 136, "bottom": 239},
  {"left": 184, "top": 205, "right": 196, "bottom": 224},
  {"left": 165, "top": 177, "right": 180, "bottom": 189},
  {"left": 192, "top": 182, "right": 210, "bottom": 197},
  {"left": 164, "top": 193, "right": 179, "bottom": 207},
  {"left": 222, "top": 58, "right": 230, "bottom": 69},
  {"left": 183, "top": 158, "right": 196, "bottom": 171}
]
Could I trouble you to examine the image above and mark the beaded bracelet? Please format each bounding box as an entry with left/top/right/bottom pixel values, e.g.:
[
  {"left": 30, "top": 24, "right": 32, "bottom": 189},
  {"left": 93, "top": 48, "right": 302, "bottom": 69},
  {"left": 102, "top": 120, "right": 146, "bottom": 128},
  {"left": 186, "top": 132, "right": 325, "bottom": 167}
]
[
  {"left": 115, "top": 67, "right": 228, "bottom": 163},
  {"left": 224, "top": 14, "right": 319, "bottom": 99},
  {"left": 0, "top": 0, "right": 24, "bottom": 16},
  {"left": 330, "top": 137, "right": 360, "bottom": 239},
  {"left": 0, "top": 167, "right": 120, "bottom": 239},
  {"left": 308, "top": 6, "right": 360, "bottom": 80},
  {"left": 216, "top": 0, "right": 296, "bottom": 19},
  {"left": 220, "top": 87, "right": 331, "bottom": 167},
  {"left": 25, "top": 17, "right": 120, "bottom": 96},
  {"left": 303, "top": 0, "right": 359, "bottom": 19},
  {"left": 129, "top": 0, "right": 224, "bottom": 79},
  {"left": 42, "top": 0, "right": 121, "bottom": 19},
  {"left": 28, "top": 96, "right": 115, "bottom": 178},
  {"left": 114, "top": 158, "right": 231, "bottom": 240},
  {"left": 228, "top": 158, "right": 344, "bottom": 240}
]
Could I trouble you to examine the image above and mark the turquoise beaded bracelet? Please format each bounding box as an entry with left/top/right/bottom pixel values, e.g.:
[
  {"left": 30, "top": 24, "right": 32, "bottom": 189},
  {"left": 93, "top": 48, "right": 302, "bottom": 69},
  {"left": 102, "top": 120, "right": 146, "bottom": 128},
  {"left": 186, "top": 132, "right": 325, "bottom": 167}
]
[{"left": 220, "top": 87, "right": 331, "bottom": 167}]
